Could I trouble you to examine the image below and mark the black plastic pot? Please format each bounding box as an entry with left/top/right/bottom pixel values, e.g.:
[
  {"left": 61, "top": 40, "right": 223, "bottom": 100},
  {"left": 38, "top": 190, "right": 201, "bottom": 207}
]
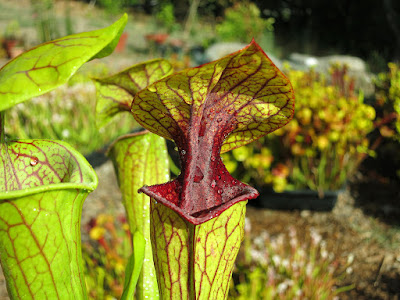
[{"left": 253, "top": 187, "right": 343, "bottom": 211}]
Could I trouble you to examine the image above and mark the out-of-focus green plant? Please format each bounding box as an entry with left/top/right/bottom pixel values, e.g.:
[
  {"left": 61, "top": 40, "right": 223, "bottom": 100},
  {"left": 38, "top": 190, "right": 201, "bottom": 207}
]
[
  {"left": 83, "top": 214, "right": 132, "bottom": 299},
  {"left": 31, "top": 0, "right": 60, "bottom": 43},
  {"left": 229, "top": 220, "right": 354, "bottom": 299},
  {"left": 216, "top": 1, "right": 274, "bottom": 43},
  {"left": 374, "top": 62, "right": 400, "bottom": 141},
  {"left": 156, "top": 3, "right": 181, "bottom": 33},
  {"left": 372, "top": 62, "right": 400, "bottom": 179},
  {"left": 223, "top": 66, "right": 377, "bottom": 193},
  {"left": 4, "top": 81, "right": 138, "bottom": 155}
]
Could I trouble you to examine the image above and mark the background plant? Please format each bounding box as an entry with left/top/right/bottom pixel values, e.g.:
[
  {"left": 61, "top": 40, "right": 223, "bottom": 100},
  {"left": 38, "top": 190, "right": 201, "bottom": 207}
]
[
  {"left": 83, "top": 214, "right": 132, "bottom": 299},
  {"left": 30, "top": 0, "right": 60, "bottom": 43},
  {"left": 374, "top": 62, "right": 400, "bottom": 142},
  {"left": 229, "top": 220, "right": 353, "bottom": 299},
  {"left": 371, "top": 62, "right": 400, "bottom": 179},
  {"left": 4, "top": 79, "right": 138, "bottom": 156},
  {"left": 155, "top": 2, "right": 181, "bottom": 33},
  {"left": 223, "top": 66, "right": 377, "bottom": 193},
  {"left": 216, "top": 1, "right": 275, "bottom": 46}
]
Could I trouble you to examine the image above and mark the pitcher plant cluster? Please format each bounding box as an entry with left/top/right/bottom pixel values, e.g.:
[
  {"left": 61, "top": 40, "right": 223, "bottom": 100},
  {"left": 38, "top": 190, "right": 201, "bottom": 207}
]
[{"left": 0, "top": 14, "right": 294, "bottom": 299}]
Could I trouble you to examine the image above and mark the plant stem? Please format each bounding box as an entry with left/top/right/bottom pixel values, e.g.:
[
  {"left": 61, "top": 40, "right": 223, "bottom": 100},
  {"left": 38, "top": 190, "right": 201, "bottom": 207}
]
[{"left": 0, "top": 110, "right": 5, "bottom": 144}]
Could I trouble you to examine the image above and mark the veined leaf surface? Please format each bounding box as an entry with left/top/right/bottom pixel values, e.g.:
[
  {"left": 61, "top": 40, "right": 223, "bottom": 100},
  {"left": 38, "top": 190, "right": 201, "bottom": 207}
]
[
  {"left": 132, "top": 40, "right": 295, "bottom": 224},
  {"left": 94, "top": 59, "right": 173, "bottom": 127},
  {"left": 150, "top": 200, "right": 247, "bottom": 299},
  {"left": 0, "top": 139, "right": 98, "bottom": 299}
]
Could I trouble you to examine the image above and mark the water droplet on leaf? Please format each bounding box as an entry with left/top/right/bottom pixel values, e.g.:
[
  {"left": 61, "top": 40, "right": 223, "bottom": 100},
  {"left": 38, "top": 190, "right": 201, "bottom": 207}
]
[
  {"left": 193, "top": 166, "right": 204, "bottom": 183},
  {"left": 30, "top": 157, "right": 39, "bottom": 166}
]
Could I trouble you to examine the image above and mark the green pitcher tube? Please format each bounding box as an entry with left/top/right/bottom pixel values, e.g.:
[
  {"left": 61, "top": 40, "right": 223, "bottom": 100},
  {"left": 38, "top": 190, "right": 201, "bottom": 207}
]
[
  {"left": 150, "top": 200, "right": 247, "bottom": 300},
  {"left": 108, "top": 131, "right": 169, "bottom": 300},
  {"left": 0, "top": 139, "right": 98, "bottom": 299}
]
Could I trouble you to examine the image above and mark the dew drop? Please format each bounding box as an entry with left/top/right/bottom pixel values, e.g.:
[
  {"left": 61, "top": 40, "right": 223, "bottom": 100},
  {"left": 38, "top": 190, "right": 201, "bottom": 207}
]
[
  {"left": 193, "top": 166, "right": 204, "bottom": 183},
  {"left": 30, "top": 157, "right": 39, "bottom": 166},
  {"left": 211, "top": 180, "right": 216, "bottom": 188},
  {"left": 217, "top": 189, "right": 223, "bottom": 195},
  {"left": 181, "top": 149, "right": 186, "bottom": 156}
]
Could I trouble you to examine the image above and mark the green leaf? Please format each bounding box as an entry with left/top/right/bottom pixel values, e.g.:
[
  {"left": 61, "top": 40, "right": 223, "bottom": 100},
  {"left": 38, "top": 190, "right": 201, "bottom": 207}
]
[
  {"left": 150, "top": 199, "right": 247, "bottom": 300},
  {"left": 0, "top": 14, "right": 128, "bottom": 112},
  {"left": 0, "top": 139, "right": 98, "bottom": 299},
  {"left": 121, "top": 231, "right": 146, "bottom": 300},
  {"left": 108, "top": 131, "right": 169, "bottom": 300},
  {"left": 94, "top": 59, "right": 173, "bottom": 128}
]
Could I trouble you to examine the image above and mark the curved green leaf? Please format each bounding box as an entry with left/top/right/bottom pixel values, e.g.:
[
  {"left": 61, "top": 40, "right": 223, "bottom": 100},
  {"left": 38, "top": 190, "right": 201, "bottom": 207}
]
[
  {"left": 0, "top": 139, "right": 98, "bottom": 196},
  {"left": 121, "top": 231, "right": 146, "bottom": 300},
  {"left": 0, "top": 14, "right": 128, "bottom": 112},
  {"left": 94, "top": 59, "right": 173, "bottom": 127}
]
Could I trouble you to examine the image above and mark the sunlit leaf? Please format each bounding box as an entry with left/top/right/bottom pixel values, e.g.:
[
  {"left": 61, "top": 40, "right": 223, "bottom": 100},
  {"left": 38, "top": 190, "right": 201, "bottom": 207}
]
[
  {"left": 0, "top": 14, "right": 128, "bottom": 111},
  {"left": 150, "top": 199, "right": 247, "bottom": 299},
  {"left": 94, "top": 59, "right": 173, "bottom": 127},
  {"left": 0, "top": 139, "right": 97, "bottom": 194},
  {"left": 121, "top": 231, "right": 146, "bottom": 300},
  {"left": 0, "top": 139, "right": 98, "bottom": 299}
]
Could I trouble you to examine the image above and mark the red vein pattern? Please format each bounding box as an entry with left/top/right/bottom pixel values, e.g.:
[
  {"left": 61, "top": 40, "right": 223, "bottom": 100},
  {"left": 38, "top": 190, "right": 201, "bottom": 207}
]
[
  {"left": 0, "top": 140, "right": 96, "bottom": 192},
  {"left": 150, "top": 199, "right": 247, "bottom": 300},
  {"left": 94, "top": 59, "right": 173, "bottom": 127},
  {"left": 0, "top": 188, "right": 90, "bottom": 299},
  {"left": 132, "top": 40, "right": 295, "bottom": 225},
  {"left": 0, "top": 139, "right": 97, "bottom": 299}
]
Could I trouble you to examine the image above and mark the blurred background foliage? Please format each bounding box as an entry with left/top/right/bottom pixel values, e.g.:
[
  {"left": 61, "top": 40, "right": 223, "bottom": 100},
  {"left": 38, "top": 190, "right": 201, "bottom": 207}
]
[
  {"left": 222, "top": 65, "right": 378, "bottom": 193},
  {"left": 73, "top": 0, "right": 400, "bottom": 71}
]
